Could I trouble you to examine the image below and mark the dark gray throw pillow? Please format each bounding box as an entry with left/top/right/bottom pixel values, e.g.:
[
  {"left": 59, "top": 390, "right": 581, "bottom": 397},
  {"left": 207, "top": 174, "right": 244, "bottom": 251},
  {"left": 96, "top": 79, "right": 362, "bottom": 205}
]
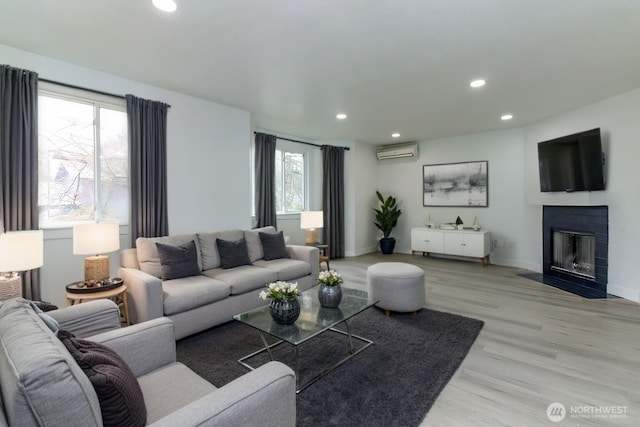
[
  {"left": 57, "top": 329, "right": 146, "bottom": 427},
  {"left": 155, "top": 240, "right": 201, "bottom": 280},
  {"left": 216, "top": 238, "right": 251, "bottom": 269},
  {"left": 259, "top": 231, "right": 290, "bottom": 261}
]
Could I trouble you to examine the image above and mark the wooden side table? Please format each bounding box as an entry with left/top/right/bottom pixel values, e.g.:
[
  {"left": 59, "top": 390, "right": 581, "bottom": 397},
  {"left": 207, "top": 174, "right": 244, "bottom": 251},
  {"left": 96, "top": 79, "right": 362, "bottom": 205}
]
[
  {"left": 316, "top": 244, "right": 330, "bottom": 271},
  {"left": 66, "top": 283, "right": 130, "bottom": 325}
]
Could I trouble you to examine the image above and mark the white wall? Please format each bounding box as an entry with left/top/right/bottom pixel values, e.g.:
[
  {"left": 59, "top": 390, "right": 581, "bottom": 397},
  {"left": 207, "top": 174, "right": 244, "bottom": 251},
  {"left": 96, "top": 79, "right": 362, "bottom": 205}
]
[
  {"left": 348, "top": 141, "right": 379, "bottom": 256},
  {"left": 1, "top": 44, "right": 252, "bottom": 307},
  {"left": 521, "top": 89, "right": 640, "bottom": 301},
  {"left": 372, "top": 129, "right": 529, "bottom": 267}
]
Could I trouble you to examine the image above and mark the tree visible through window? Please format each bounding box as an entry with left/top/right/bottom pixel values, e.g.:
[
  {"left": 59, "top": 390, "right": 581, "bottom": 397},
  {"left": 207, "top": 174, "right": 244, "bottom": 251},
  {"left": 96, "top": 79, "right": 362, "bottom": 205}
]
[
  {"left": 38, "top": 91, "right": 128, "bottom": 227},
  {"left": 275, "top": 150, "right": 305, "bottom": 213}
]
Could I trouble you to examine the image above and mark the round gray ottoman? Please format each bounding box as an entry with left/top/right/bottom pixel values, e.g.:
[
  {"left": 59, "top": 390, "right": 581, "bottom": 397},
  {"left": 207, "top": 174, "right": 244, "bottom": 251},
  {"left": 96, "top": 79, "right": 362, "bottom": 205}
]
[{"left": 367, "top": 262, "right": 425, "bottom": 316}]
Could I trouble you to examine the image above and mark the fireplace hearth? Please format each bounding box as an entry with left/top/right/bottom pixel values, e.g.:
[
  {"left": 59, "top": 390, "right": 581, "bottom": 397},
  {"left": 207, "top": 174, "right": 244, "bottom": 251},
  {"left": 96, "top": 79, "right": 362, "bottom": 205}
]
[{"left": 542, "top": 206, "right": 608, "bottom": 298}]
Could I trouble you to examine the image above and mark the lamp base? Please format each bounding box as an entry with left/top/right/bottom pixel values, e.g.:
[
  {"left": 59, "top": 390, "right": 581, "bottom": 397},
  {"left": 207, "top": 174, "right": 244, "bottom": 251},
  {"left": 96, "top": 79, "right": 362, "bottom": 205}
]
[
  {"left": 85, "top": 255, "right": 110, "bottom": 282},
  {"left": 305, "top": 229, "right": 319, "bottom": 245}
]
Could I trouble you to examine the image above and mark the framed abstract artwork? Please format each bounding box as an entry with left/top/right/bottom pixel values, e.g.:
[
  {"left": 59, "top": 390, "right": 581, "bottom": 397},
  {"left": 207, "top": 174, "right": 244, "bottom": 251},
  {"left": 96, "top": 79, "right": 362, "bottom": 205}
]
[{"left": 423, "top": 161, "right": 488, "bottom": 207}]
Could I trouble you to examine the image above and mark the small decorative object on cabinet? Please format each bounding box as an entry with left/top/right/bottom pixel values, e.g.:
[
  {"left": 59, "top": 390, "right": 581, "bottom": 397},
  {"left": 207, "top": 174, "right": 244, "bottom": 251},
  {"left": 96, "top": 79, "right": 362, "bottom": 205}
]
[
  {"left": 259, "top": 281, "right": 301, "bottom": 324},
  {"left": 411, "top": 227, "right": 491, "bottom": 266},
  {"left": 455, "top": 216, "right": 464, "bottom": 230},
  {"left": 317, "top": 269, "right": 343, "bottom": 308}
]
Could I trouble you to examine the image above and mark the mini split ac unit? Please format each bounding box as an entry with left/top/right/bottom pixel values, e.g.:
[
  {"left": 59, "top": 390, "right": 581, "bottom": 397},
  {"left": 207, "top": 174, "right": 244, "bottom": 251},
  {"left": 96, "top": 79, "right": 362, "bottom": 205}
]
[{"left": 376, "top": 142, "right": 419, "bottom": 160}]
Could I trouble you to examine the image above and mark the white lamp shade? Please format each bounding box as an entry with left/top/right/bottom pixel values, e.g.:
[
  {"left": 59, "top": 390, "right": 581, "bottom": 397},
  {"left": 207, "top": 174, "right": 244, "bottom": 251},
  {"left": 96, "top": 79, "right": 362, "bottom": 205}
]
[
  {"left": 0, "top": 230, "right": 44, "bottom": 272},
  {"left": 300, "top": 211, "right": 324, "bottom": 229},
  {"left": 73, "top": 223, "right": 120, "bottom": 255}
]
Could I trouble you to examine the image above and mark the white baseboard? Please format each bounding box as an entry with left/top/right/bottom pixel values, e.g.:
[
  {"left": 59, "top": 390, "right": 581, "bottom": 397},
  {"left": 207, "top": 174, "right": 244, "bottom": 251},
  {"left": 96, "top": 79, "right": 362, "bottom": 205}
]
[
  {"left": 345, "top": 246, "right": 378, "bottom": 257},
  {"left": 606, "top": 285, "right": 640, "bottom": 302}
]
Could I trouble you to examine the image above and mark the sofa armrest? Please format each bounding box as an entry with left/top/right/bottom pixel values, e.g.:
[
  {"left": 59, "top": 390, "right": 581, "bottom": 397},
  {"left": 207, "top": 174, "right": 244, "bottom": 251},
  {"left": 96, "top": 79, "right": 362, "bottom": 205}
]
[
  {"left": 287, "top": 244, "right": 319, "bottom": 281},
  {"left": 89, "top": 317, "right": 176, "bottom": 377},
  {"left": 47, "top": 299, "right": 121, "bottom": 338},
  {"left": 149, "top": 361, "right": 296, "bottom": 427},
  {"left": 118, "top": 266, "right": 164, "bottom": 324}
]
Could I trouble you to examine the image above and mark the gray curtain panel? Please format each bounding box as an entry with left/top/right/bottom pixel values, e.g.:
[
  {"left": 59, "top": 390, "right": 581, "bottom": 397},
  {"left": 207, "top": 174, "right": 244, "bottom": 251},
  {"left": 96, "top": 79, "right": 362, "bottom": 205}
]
[
  {"left": 0, "top": 65, "right": 40, "bottom": 299},
  {"left": 254, "top": 132, "right": 277, "bottom": 228},
  {"left": 126, "top": 94, "right": 169, "bottom": 246},
  {"left": 322, "top": 145, "right": 345, "bottom": 259}
]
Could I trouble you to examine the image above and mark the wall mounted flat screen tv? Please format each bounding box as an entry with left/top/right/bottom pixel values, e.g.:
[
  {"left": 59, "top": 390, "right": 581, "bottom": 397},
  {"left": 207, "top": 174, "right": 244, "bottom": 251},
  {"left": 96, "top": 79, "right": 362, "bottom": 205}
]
[{"left": 537, "top": 128, "right": 605, "bottom": 192}]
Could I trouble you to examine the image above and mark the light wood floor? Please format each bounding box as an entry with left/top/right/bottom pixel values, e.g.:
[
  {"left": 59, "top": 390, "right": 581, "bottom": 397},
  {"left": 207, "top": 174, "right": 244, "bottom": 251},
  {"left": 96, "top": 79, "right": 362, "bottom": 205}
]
[{"left": 331, "top": 253, "right": 640, "bottom": 426}]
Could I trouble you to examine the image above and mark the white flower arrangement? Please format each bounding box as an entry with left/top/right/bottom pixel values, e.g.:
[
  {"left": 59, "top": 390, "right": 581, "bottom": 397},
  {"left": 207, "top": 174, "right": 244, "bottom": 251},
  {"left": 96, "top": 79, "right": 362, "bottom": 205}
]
[
  {"left": 317, "top": 269, "right": 343, "bottom": 286},
  {"left": 259, "top": 281, "right": 300, "bottom": 301}
]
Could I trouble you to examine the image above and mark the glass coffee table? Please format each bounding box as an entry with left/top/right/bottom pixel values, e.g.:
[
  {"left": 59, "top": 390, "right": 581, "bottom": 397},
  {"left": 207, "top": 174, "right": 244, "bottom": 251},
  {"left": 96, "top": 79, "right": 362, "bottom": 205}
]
[{"left": 233, "top": 286, "right": 377, "bottom": 393}]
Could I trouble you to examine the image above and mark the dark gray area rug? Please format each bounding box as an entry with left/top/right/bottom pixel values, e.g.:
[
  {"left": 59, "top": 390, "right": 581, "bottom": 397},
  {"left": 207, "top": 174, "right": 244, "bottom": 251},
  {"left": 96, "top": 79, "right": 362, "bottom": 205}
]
[{"left": 176, "top": 305, "right": 483, "bottom": 427}]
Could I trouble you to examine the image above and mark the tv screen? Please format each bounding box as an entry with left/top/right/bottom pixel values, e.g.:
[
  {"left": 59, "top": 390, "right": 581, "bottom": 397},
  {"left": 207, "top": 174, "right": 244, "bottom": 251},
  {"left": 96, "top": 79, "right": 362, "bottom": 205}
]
[{"left": 537, "top": 128, "right": 605, "bottom": 192}]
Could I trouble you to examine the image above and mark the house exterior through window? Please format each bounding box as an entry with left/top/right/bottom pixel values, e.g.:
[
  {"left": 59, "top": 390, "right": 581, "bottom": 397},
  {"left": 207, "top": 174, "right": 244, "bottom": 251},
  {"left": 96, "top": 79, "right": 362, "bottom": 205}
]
[{"left": 38, "top": 85, "right": 128, "bottom": 228}]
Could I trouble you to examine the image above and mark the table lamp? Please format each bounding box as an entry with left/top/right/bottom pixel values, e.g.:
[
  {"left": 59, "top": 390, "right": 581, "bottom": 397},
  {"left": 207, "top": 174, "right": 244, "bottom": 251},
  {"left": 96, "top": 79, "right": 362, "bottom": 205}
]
[
  {"left": 0, "top": 230, "right": 44, "bottom": 280},
  {"left": 73, "top": 222, "right": 120, "bottom": 282},
  {"left": 300, "top": 211, "right": 323, "bottom": 245}
]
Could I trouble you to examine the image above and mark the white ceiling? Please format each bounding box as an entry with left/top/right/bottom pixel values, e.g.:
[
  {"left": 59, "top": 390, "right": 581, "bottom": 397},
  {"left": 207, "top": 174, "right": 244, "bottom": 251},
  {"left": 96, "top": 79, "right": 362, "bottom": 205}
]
[{"left": 1, "top": 0, "right": 639, "bottom": 144}]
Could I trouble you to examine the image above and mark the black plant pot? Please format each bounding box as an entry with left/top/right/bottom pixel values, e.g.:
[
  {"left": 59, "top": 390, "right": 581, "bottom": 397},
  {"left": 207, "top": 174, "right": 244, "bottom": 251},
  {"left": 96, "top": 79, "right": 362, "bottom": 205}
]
[{"left": 379, "top": 238, "right": 396, "bottom": 254}]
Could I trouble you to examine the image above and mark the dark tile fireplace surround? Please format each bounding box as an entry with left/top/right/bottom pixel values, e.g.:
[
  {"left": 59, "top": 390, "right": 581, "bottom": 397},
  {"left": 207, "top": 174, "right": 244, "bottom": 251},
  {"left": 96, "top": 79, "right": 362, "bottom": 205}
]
[{"left": 542, "top": 205, "right": 608, "bottom": 298}]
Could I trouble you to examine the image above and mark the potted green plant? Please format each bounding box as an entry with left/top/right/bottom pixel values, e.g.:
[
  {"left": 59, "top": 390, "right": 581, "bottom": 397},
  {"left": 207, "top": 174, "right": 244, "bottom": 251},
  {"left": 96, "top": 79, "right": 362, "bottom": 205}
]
[{"left": 373, "top": 191, "right": 402, "bottom": 254}]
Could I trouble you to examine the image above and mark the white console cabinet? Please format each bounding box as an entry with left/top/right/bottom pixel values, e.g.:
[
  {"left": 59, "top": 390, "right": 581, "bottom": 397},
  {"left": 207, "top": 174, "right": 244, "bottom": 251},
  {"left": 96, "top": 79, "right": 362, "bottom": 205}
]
[{"left": 411, "top": 227, "right": 491, "bottom": 266}]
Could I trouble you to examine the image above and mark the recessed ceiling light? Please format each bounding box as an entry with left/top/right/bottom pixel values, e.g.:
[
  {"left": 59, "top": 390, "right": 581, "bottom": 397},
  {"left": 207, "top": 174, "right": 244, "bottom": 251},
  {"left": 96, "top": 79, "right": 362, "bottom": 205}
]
[
  {"left": 501, "top": 114, "right": 513, "bottom": 121},
  {"left": 470, "top": 79, "right": 486, "bottom": 88},
  {"left": 153, "top": 0, "right": 177, "bottom": 12},
  {"left": 336, "top": 113, "right": 347, "bottom": 120},
  {"left": 391, "top": 133, "right": 400, "bottom": 138}
]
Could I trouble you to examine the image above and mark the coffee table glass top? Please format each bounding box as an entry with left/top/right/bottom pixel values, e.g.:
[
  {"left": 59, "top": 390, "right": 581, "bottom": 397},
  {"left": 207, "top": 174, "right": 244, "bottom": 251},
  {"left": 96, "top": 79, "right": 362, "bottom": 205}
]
[{"left": 233, "top": 286, "right": 376, "bottom": 345}]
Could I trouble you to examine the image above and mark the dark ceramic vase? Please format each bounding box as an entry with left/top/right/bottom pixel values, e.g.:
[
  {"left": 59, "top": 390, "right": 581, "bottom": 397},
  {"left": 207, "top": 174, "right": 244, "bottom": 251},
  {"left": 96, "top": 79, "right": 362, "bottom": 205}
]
[
  {"left": 269, "top": 298, "right": 300, "bottom": 325},
  {"left": 318, "top": 284, "right": 342, "bottom": 308},
  {"left": 379, "top": 237, "right": 396, "bottom": 254}
]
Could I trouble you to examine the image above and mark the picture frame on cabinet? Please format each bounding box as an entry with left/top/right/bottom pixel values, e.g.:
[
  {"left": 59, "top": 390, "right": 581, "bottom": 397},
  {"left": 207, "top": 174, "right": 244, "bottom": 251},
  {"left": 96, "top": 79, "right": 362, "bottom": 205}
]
[{"left": 423, "top": 161, "right": 488, "bottom": 207}]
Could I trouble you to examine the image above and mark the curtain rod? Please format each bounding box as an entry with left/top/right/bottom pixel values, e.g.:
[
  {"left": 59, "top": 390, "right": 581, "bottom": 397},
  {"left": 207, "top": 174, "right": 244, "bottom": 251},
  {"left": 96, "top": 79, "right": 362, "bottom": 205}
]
[
  {"left": 39, "top": 78, "right": 171, "bottom": 108},
  {"left": 254, "top": 132, "right": 350, "bottom": 151}
]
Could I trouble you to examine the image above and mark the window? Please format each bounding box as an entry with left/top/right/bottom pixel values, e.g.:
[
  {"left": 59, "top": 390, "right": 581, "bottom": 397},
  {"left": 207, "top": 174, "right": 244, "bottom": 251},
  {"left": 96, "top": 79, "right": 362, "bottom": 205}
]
[
  {"left": 38, "top": 88, "right": 128, "bottom": 228},
  {"left": 275, "top": 149, "right": 306, "bottom": 213}
]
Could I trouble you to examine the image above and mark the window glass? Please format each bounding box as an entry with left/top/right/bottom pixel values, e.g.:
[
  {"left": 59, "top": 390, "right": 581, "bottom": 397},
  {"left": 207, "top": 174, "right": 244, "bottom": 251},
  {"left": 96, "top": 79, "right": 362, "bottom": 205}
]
[
  {"left": 38, "top": 91, "right": 128, "bottom": 227},
  {"left": 281, "top": 151, "right": 304, "bottom": 213}
]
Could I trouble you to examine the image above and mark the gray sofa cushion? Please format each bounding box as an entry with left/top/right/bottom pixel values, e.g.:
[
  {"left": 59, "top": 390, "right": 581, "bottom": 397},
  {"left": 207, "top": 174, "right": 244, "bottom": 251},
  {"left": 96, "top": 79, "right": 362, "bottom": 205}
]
[
  {"left": 216, "top": 238, "right": 251, "bottom": 269},
  {"left": 58, "top": 329, "right": 147, "bottom": 427},
  {"left": 197, "top": 229, "right": 244, "bottom": 270},
  {"left": 136, "top": 234, "right": 202, "bottom": 278},
  {"left": 259, "top": 231, "right": 290, "bottom": 261},
  {"left": 162, "top": 276, "right": 231, "bottom": 316},
  {"left": 137, "top": 363, "right": 216, "bottom": 424},
  {"left": 156, "top": 240, "right": 201, "bottom": 280},
  {"left": 204, "top": 265, "right": 278, "bottom": 295},
  {"left": 253, "top": 259, "right": 312, "bottom": 281},
  {"left": 0, "top": 299, "right": 102, "bottom": 426},
  {"left": 244, "top": 226, "right": 277, "bottom": 263}
]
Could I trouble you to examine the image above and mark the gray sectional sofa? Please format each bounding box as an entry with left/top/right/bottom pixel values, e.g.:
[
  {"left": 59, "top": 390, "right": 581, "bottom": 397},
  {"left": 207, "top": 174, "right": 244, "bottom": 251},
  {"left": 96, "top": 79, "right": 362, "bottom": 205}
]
[
  {"left": 119, "top": 226, "right": 319, "bottom": 339},
  {"left": 0, "top": 298, "right": 296, "bottom": 426}
]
